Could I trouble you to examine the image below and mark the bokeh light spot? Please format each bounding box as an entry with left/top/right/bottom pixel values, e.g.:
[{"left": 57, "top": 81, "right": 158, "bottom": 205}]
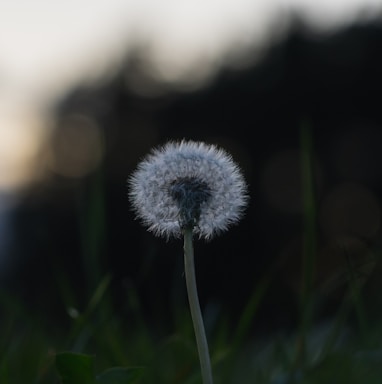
[
  {"left": 47, "top": 114, "right": 104, "bottom": 178},
  {"left": 319, "top": 182, "right": 380, "bottom": 239},
  {"left": 261, "top": 149, "right": 323, "bottom": 214}
]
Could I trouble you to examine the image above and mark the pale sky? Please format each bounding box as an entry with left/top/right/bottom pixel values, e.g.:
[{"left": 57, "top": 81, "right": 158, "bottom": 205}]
[{"left": 0, "top": 0, "right": 381, "bottom": 192}]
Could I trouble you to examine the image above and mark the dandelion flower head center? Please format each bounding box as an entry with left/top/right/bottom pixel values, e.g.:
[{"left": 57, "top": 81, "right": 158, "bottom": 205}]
[{"left": 169, "top": 177, "right": 212, "bottom": 229}]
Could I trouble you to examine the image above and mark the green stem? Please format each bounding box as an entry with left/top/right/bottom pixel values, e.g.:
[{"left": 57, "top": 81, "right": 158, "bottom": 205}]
[
  {"left": 296, "top": 119, "right": 317, "bottom": 367},
  {"left": 183, "top": 227, "right": 214, "bottom": 384}
]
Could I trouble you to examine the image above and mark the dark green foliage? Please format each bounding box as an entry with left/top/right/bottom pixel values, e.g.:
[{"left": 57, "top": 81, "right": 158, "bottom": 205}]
[
  {"left": 97, "top": 367, "right": 144, "bottom": 384},
  {"left": 55, "top": 352, "right": 143, "bottom": 384},
  {"left": 56, "top": 352, "right": 95, "bottom": 384}
]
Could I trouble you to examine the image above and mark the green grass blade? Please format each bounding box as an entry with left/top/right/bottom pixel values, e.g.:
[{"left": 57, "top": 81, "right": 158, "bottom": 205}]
[
  {"left": 55, "top": 352, "right": 96, "bottom": 384},
  {"left": 96, "top": 367, "right": 144, "bottom": 384}
]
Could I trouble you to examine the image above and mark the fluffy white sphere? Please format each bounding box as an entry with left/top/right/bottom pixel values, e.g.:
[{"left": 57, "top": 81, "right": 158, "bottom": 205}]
[{"left": 128, "top": 140, "right": 248, "bottom": 240}]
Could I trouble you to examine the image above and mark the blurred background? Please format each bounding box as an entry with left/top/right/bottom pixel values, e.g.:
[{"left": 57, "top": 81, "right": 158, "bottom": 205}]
[{"left": 2, "top": 0, "right": 382, "bottom": 381}]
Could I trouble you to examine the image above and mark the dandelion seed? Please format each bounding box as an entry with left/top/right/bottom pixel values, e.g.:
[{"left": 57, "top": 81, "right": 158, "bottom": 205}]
[{"left": 128, "top": 140, "right": 248, "bottom": 240}]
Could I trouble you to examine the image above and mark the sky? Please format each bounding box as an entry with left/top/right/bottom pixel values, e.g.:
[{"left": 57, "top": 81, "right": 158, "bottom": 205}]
[{"left": 0, "top": 0, "right": 381, "bottom": 193}]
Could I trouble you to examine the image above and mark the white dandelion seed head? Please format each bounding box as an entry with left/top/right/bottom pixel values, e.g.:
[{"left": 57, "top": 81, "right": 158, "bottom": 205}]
[{"left": 128, "top": 140, "right": 249, "bottom": 240}]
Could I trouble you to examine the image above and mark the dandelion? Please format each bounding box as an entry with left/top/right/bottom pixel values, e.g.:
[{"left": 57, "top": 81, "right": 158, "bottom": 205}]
[
  {"left": 128, "top": 140, "right": 248, "bottom": 240},
  {"left": 128, "top": 140, "right": 248, "bottom": 384}
]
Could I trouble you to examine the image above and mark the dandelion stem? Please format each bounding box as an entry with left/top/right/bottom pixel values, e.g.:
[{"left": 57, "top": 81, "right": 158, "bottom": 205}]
[{"left": 183, "top": 227, "right": 214, "bottom": 384}]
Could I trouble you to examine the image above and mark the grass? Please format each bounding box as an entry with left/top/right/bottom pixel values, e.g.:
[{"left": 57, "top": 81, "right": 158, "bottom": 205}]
[{"left": 1, "top": 251, "right": 382, "bottom": 384}]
